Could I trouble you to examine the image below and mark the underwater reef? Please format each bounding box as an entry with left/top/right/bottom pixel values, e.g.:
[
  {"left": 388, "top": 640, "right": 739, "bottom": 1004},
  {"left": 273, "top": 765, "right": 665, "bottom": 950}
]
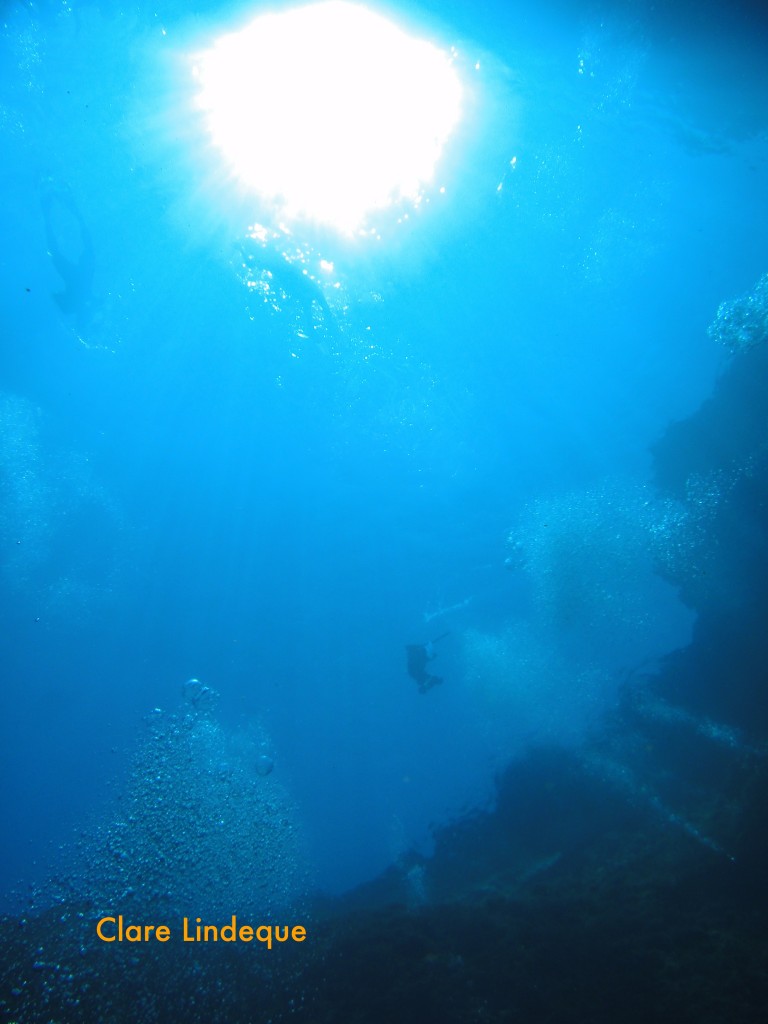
[{"left": 2, "top": 741, "right": 767, "bottom": 1024}]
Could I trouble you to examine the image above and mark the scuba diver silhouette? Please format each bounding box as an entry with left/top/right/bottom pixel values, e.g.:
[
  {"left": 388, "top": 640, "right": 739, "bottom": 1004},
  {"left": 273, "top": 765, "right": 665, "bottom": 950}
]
[
  {"left": 406, "top": 632, "right": 450, "bottom": 693},
  {"left": 41, "top": 189, "right": 96, "bottom": 333}
]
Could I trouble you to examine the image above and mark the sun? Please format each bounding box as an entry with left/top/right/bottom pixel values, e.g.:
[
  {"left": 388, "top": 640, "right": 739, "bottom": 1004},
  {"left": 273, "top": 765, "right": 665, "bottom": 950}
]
[{"left": 192, "top": 1, "right": 463, "bottom": 235}]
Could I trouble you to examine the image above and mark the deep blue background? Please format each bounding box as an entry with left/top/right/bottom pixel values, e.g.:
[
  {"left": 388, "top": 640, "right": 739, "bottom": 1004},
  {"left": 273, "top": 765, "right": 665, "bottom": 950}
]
[{"left": 1, "top": 0, "right": 766, "bottom": 906}]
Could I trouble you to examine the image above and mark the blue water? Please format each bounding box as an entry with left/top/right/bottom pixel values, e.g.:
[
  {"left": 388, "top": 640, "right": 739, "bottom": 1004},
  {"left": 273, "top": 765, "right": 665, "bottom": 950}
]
[{"left": 1, "top": 0, "right": 767, "bottom": 923}]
